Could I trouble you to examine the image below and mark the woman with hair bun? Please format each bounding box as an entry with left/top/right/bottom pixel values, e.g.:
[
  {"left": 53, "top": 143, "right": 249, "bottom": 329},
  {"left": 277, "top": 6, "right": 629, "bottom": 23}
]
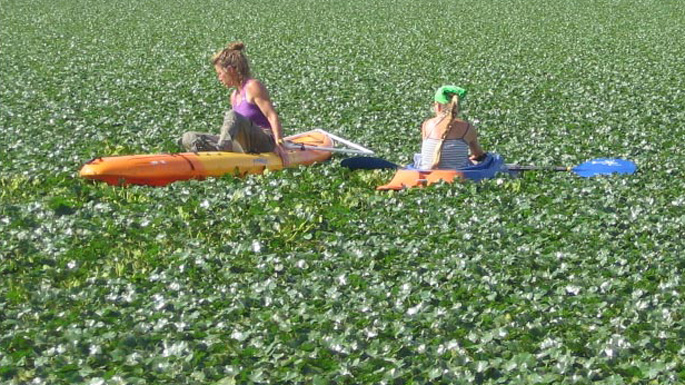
[
  {"left": 417, "top": 85, "right": 485, "bottom": 169},
  {"left": 180, "top": 41, "right": 288, "bottom": 164}
]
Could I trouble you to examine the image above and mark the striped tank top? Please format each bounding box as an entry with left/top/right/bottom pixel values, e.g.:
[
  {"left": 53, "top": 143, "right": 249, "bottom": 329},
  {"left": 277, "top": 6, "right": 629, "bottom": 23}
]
[{"left": 419, "top": 138, "right": 470, "bottom": 169}]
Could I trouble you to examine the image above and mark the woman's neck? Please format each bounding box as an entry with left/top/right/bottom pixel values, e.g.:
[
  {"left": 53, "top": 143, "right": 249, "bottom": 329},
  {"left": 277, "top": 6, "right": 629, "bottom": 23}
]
[{"left": 239, "top": 77, "right": 252, "bottom": 89}]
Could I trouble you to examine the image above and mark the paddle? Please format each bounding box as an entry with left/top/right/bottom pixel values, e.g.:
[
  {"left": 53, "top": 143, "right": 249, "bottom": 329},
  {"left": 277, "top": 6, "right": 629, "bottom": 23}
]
[
  {"left": 340, "top": 156, "right": 399, "bottom": 170},
  {"left": 508, "top": 158, "right": 637, "bottom": 177},
  {"left": 341, "top": 156, "right": 637, "bottom": 177}
]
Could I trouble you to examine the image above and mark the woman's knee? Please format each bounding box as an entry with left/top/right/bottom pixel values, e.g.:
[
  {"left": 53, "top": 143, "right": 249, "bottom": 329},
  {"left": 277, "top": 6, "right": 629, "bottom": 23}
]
[
  {"left": 178, "top": 132, "right": 192, "bottom": 149},
  {"left": 179, "top": 132, "right": 220, "bottom": 152},
  {"left": 179, "top": 132, "right": 200, "bottom": 150}
]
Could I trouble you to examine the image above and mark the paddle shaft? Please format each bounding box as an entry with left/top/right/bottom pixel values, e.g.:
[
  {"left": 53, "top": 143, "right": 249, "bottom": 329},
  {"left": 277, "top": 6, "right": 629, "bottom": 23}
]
[
  {"left": 286, "top": 129, "right": 375, "bottom": 155},
  {"left": 506, "top": 164, "right": 569, "bottom": 172},
  {"left": 342, "top": 158, "right": 571, "bottom": 172},
  {"left": 284, "top": 143, "right": 374, "bottom": 155},
  {"left": 313, "top": 129, "right": 375, "bottom": 154}
]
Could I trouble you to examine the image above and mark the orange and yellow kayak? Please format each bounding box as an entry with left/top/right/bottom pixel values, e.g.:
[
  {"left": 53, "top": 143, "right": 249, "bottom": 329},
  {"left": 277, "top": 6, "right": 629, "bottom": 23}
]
[{"left": 80, "top": 130, "right": 333, "bottom": 186}]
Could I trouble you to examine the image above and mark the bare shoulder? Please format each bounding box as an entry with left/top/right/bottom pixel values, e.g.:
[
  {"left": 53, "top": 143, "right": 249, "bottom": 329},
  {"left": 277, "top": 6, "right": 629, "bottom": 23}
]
[
  {"left": 428, "top": 116, "right": 443, "bottom": 124},
  {"left": 424, "top": 116, "right": 442, "bottom": 128},
  {"left": 463, "top": 121, "right": 480, "bottom": 142},
  {"left": 466, "top": 121, "right": 479, "bottom": 133},
  {"left": 422, "top": 117, "right": 438, "bottom": 135},
  {"left": 245, "top": 79, "right": 269, "bottom": 97}
]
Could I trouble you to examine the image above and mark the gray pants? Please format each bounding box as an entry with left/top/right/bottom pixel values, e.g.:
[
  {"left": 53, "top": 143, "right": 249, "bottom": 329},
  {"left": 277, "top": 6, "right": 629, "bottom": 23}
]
[{"left": 179, "top": 110, "right": 275, "bottom": 153}]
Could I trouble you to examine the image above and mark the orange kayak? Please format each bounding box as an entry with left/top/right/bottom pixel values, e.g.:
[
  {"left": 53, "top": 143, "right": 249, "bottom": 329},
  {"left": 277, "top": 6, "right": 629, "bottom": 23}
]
[
  {"left": 80, "top": 130, "right": 333, "bottom": 186},
  {"left": 377, "top": 169, "right": 476, "bottom": 190},
  {"left": 377, "top": 153, "right": 511, "bottom": 190}
]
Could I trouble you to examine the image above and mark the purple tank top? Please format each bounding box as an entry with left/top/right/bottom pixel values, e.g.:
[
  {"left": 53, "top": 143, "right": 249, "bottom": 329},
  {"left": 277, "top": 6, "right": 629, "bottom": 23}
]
[{"left": 232, "top": 79, "right": 271, "bottom": 129}]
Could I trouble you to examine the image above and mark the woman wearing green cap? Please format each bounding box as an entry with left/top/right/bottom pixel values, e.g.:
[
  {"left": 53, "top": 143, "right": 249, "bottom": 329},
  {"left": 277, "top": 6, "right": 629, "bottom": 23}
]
[{"left": 417, "top": 85, "right": 486, "bottom": 169}]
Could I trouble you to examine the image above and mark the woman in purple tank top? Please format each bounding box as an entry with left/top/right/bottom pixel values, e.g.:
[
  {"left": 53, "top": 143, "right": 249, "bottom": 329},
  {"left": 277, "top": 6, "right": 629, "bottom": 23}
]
[{"left": 179, "top": 42, "right": 288, "bottom": 165}]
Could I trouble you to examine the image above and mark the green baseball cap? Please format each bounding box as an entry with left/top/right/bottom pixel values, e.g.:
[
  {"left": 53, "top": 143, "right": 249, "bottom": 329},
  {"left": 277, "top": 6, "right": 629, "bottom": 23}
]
[{"left": 434, "top": 85, "right": 467, "bottom": 104}]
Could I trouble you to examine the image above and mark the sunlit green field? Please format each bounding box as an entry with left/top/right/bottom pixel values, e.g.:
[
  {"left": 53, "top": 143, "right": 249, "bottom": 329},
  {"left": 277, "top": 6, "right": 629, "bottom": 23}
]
[{"left": 2, "top": 0, "right": 685, "bottom": 383}]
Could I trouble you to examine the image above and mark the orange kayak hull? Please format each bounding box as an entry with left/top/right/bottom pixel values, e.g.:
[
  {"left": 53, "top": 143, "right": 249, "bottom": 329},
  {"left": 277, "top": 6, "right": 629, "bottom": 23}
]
[
  {"left": 377, "top": 169, "right": 470, "bottom": 190},
  {"left": 377, "top": 153, "right": 511, "bottom": 190},
  {"left": 79, "top": 131, "right": 333, "bottom": 186}
]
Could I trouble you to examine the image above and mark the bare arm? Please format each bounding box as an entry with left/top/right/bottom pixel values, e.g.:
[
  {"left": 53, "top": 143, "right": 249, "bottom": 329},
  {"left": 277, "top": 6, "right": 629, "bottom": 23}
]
[
  {"left": 246, "top": 80, "right": 289, "bottom": 165},
  {"left": 247, "top": 81, "right": 283, "bottom": 141},
  {"left": 464, "top": 125, "right": 485, "bottom": 160}
]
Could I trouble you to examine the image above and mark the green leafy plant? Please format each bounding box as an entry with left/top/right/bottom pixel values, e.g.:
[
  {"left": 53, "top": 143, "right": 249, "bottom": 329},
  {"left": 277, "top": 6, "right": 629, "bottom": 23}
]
[{"left": 1, "top": 0, "right": 684, "bottom": 384}]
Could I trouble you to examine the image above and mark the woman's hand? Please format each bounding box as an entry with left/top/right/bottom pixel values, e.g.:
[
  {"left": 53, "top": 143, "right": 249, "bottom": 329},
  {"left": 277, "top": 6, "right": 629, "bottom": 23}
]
[
  {"left": 274, "top": 143, "right": 290, "bottom": 167},
  {"left": 469, "top": 153, "right": 487, "bottom": 162}
]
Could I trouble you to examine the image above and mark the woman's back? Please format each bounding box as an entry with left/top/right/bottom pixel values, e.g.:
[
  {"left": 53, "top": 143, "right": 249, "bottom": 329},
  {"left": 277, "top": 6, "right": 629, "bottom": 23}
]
[
  {"left": 419, "top": 138, "right": 470, "bottom": 169},
  {"left": 419, "top": 117, "right": 473, "bottom": 169}
]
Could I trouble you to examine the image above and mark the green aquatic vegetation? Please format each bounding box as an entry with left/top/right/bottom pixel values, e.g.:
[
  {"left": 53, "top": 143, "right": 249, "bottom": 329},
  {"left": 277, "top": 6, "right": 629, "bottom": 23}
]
[{"left": 2, "top": 0, "right": 685, "bottom": 384}]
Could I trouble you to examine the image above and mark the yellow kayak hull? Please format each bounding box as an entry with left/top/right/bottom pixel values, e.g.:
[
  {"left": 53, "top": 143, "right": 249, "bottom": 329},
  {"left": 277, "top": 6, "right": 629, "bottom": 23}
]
[{"left": 79, "top": 131, "right": 333, "bottom": 186}]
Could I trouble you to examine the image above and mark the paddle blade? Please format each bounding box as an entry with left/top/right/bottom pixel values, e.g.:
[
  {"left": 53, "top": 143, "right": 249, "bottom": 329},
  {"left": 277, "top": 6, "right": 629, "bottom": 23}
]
[
  {"left": 341, "top": 157, "right": 399, "bottom": 170},
  {"left": 571, "top": 158, "right": 637, "bottom": 177}
]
